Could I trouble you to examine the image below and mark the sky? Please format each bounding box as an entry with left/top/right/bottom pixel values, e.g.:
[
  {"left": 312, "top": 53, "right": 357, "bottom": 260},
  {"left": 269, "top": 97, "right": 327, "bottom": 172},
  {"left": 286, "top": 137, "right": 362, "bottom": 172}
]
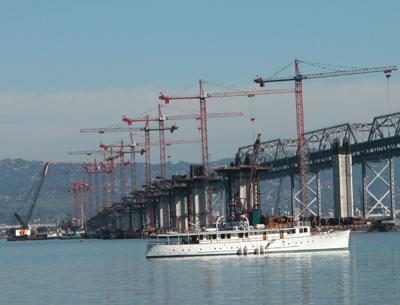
[{"left": 0, "top": 0, "right": 399, "bottom": 164}]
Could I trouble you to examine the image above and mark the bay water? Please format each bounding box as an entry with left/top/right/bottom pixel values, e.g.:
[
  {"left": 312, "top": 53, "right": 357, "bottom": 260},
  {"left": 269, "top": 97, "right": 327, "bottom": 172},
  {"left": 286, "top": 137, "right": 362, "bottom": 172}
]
[{"left": 0, "top": 232, "right": 399, "bottom": 305}]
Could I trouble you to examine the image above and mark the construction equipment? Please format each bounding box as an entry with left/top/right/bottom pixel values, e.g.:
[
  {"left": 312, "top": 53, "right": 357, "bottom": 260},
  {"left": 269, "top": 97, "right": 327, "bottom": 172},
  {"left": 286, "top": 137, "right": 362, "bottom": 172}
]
[
  {"left": 159, "top": 81, "right": 294, "bottom": 176},
  {"left": 68, "top": 150, "right": 109, "bottom": 208},
  {"left": 248, "top": 133, "right": 262, "bottom": 210},
  {"left": 81, "top": 117, "right": 178, "bottom": 190},
  {"left": 230, "top": 134, "right": 262, "bottom": 222},
  {"left": 100, "top": 137, "right": 200, "bottom": 186},
  {"left": 159, "top": 82, "right": 293, "bottom": 226},
  {"left": 70, "top": 180, "right": 89, "bottom": 230},
  {"left": 84, "top": 160, "right": 100, "bottom": 213},
  {"left": 254, "top": 59, "right": 397, "bottom": 217},
  {"left": 7, "top": 161, "right": 50, "bottom": 241},
  {"left": 122, "top": 104, "right": 242, "bottom": 179}
]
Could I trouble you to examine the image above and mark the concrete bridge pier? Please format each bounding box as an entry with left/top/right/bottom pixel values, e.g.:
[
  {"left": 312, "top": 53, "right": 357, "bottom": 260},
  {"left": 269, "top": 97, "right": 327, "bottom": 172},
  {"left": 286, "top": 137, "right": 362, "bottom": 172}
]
[
  {"left": 232, "top": 171, "right": 249, "bottom": 211},
  {"left": 157, "top": 195, "right": 170, "bottom": 230},
  {"left": 191, "top": 185, "right": 206, "bottom": 227},
  {"left": 332, "top": 141, "right": 354, "bottom": 218},
  {"left": 172, "top": 192, "right": 188, "bottom": 231}
]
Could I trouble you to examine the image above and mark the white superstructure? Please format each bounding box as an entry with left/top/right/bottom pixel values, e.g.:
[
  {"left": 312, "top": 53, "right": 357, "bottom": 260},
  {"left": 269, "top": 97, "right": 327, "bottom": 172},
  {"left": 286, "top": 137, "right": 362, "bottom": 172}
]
[{"left": 146, "top": 223, "right": 350, "bottom": 258}]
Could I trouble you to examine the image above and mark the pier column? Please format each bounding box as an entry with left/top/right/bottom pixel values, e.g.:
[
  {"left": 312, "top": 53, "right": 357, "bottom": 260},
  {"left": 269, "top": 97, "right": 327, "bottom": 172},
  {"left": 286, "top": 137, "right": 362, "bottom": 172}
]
[
  {"left": 223, "top": 170, "right": 250, "bottom": 220},
  {"left": 158, "top": 197, "right": 170, "bottom": 230},
  {"left": 390, "top": 158, "right": 396, "bottom": 218},
  {"left": 171, "top": 190, "right": 187, "bottom": 231},
  {"left": 235, "top": 171, "right": 249, "bottom": 208},
  {"left": 191, "top": 187, "right": 205, "bottom": 226},
  {"left": 175, "top": 196, "right": 182, "bottom": 230},
  {"left": 361, "top": 160, "right": 367, "bottom": 218},
  {"left": 290, "top": 175, "right": 295, "bottom": 217},
  {"left": 332, "top": 142, "right": 354, "bottom": 218},
  {"left": 316, "top": 171, "right": 322, "bottom": 217}
]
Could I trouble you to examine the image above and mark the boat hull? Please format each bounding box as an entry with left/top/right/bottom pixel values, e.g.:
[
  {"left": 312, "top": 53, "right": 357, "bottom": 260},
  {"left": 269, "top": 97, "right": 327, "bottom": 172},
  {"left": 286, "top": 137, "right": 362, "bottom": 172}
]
[{"left": 146, "top": 230, "right": 350, "bottom": 258}]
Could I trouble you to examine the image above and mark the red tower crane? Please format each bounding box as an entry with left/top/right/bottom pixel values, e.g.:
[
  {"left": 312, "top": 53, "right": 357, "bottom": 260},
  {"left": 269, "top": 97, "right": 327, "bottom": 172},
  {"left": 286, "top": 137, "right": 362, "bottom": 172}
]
[
  {"left": 68, "top": 151, "right": 106, "bottom": 209},
  {"left": 81, "top": 118, "right": 178, "bottom": 190},
  {"left": 159, "top": 81, "right": 294, "bottom": 176},
  {"left": 99, "top": 137, "right": 200, "bottom": 189},
  {"left": 105, "top": 149, "right": 124, "bottom": 203},
  {"left": 83, "top": 162, "right": 97, "bottom": 216},
  {"left": 122, "top": 105, "right": 243, "bottom": 179},
  {"left": 254, "top": 59, "right": 397, "bottom": 216},
  {"left": 70, "top": 180, "right": 89, "bottom": 229},
  {"left": 100, "top": 137, "right": 196, "bottom": 201},
  {"left": 68, "top": 150, "right": 112, "bottom": 210}
]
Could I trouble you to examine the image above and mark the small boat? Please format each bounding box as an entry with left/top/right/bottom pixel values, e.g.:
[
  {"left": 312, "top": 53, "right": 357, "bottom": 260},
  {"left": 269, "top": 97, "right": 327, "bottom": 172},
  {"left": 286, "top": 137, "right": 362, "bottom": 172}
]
[{"left": 146, "top": 221, "right": 350, "bottom": 258}]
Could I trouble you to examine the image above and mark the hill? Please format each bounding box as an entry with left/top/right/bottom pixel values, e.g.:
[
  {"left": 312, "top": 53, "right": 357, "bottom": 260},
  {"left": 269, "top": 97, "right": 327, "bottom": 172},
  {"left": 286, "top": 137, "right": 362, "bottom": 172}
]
[{"left": 0, "top": 158, "right": 231, "bottom": 224}]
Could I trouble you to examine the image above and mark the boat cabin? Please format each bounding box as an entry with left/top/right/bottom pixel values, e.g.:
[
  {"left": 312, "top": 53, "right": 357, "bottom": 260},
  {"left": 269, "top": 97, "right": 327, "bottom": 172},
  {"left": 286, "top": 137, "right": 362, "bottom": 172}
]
[{"left": 150, "top": 226, "right": 311, "bottom": 245}]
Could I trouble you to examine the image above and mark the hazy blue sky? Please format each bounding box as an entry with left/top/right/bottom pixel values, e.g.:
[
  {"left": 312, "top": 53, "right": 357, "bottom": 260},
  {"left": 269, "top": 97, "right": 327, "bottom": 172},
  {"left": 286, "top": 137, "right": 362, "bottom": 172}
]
[{"left": 0, "top": 0, "right": 399, "bottom": 163}]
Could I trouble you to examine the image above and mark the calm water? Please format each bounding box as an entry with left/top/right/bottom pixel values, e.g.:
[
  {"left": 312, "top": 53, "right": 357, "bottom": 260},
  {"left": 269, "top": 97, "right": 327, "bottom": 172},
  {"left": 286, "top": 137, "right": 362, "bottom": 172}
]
[{"left": 0, "top": 232, "right": 399, "bottom": 305}]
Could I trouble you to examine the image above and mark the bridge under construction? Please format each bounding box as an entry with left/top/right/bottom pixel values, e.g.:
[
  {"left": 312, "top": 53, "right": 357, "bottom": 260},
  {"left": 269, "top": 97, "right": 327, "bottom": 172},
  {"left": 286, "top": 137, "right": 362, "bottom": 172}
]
[
  {"left": 82, "top": 111, "right": 400, "bottom": 236},
  {"left": 68, "top": 60, "right": 399, "bottom": 236}
]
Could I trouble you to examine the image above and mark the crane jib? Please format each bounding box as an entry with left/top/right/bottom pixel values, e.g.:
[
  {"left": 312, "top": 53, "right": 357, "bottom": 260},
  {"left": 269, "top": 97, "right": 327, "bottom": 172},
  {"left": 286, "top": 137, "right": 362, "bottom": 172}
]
[{"left": 257, "top": 65, "right": 397, "bottom": 83}]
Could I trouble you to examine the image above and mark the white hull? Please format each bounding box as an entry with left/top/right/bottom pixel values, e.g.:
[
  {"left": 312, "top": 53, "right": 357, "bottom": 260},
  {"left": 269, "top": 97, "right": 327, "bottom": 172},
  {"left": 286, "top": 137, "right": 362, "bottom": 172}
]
[{"left": 146, "top": 229, "right": 350, "bottom": 258}]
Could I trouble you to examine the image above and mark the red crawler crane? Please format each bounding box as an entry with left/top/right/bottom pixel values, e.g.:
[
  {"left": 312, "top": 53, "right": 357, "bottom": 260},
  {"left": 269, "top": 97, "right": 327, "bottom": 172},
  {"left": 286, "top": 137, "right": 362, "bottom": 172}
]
[{"left": 254, "top": 59, "right": 397, "bottom": 217}]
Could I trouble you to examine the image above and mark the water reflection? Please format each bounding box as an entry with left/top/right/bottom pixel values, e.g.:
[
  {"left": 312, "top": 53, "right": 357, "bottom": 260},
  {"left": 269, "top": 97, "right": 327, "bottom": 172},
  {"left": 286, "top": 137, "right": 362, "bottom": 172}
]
[
  {"left": 2, "top": 234, "right": 399, "bottom": 305},
  {"left": 154, "top": 250, "right": 351, "bottom": 305}
]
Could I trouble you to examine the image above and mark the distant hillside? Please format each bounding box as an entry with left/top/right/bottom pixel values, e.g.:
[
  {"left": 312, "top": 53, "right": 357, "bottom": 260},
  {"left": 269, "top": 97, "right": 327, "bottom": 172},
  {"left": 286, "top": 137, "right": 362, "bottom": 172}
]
[{"left": 0, "top": 158, "right": 232, "bottom": 224}]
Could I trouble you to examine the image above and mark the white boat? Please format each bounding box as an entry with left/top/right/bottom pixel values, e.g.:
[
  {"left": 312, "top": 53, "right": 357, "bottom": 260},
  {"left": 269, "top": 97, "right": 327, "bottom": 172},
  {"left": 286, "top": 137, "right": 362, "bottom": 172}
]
[{"left": 146, "top": 221, "right": 350, "bottom": 258}]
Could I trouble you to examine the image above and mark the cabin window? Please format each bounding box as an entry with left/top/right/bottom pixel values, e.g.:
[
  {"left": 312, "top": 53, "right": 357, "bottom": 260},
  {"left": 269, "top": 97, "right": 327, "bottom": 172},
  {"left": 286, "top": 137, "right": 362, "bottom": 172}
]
[
  {"left": 239, "top": 233, "right": 244, "bottom": 238},
  {"left": 191, "top": 236, "right": 199, "bottom": 244},
  {"left": 292, "top": 229, "right": 296, "bottom": 234},
  {"left": 227, "top": 234, "right": 231, "bottom": 239},
  {"left": 221, "top": 234, "right": 226, "bottom": 239},
  {"left": 287, "top": 230, "right": 292, "bottom": 235},
  {"left": 304, "top": 228, "right": 308, "bottom": 233},
  {"left": 212, "top": 234, "right": 217, "bottom": 240},
  {"left": 245, "top": 233, "right": 249, "bottom": 238},
  {"left": 206, "top": 235, "right": 211, "bottom": 240},
  {"left": 300, "top": 228, "right": 304, "bottom": 233},
  {"left": 200, "top": 235, "right": 204, "bottom": 240}
]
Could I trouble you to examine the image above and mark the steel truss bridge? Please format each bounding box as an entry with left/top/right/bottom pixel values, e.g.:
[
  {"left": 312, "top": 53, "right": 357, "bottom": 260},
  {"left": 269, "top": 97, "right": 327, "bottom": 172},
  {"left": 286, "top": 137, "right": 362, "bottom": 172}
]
[{"left": 235, "top": 112, "right": 400, "bottom": 218}]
